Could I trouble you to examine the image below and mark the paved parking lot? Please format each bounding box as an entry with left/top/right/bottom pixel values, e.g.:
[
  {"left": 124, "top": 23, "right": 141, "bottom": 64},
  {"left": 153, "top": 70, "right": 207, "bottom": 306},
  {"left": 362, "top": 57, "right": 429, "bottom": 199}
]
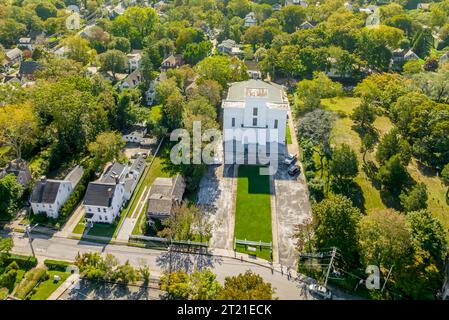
[
  {"left": 59, "top": 279, "right": 164, "bottom": 300},
  {"left": 123, "top": 142, "right": 153, "bottom": 159},
  {"left": 274, "top": 162, "right": 312, "bottom": 268},
  {"left": 197, "top": 164, "right": 236, "bottom": 250}
]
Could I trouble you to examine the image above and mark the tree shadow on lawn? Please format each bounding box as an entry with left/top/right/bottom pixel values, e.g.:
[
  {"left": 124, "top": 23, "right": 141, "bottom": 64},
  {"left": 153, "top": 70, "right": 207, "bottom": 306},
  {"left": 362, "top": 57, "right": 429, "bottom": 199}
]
[
  {"left": 379, "top": 173, "right": 416, "bottom": 211},
  {"left": 416, "top": 160, "right": 438, "bottom": 178},
  {"left": 156, "top": 248, "right": 223, "bottom": 273},
  {"left": 331, "top": 181, "right": 366, "bottom": 213}
]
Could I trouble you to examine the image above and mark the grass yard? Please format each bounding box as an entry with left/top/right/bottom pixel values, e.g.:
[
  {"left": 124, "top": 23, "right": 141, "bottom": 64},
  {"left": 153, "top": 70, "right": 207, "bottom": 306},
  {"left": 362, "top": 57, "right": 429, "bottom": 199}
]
[
  {"left": 29, "top": 271, "right": 69, "bottom": 300},
  {"left": 286, "top": 120, "right": 292, "bottom": 144},
  {"left": 320, "top": 97, "right": 449, "bottom": 231},
  {"left": 234, "top": 165, "right": 272, "bottom": 261}
]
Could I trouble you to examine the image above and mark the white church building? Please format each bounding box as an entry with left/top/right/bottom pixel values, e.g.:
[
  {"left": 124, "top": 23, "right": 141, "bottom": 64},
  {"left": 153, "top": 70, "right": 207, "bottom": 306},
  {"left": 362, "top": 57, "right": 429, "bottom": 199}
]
[{"left": 222, "top": 80, "right": 288, "bottom": 164}]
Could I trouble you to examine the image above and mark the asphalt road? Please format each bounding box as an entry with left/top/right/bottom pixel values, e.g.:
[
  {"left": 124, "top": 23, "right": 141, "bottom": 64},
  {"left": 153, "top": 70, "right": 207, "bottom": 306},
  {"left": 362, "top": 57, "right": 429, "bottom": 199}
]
[{"left": 4, "top": 232, "right": 312, "bottom": 300}]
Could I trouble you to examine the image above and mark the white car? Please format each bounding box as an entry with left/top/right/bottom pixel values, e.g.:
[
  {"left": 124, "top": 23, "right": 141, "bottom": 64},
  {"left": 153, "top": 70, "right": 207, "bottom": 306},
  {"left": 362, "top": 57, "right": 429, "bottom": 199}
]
[
  {"left": 284, "top": 153, "right": 297, "bottom": 166},
  {"left": 308, "top": 284, "right": 332, "bottom": 300}
]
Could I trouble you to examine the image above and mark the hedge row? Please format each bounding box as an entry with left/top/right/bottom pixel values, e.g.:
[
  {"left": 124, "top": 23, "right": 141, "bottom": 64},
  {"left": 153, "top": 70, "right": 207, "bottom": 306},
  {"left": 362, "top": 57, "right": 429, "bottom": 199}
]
[
  {"left": 57, "top": 165, "right": 95, "bottom": 226},
  {"left": 43, "top": 259, "right": 72, "bottom": 271},
  {"left": 14, "top": 267, "right": 47, "bottom": 300},
  {"left": 1, "top": 253, "right": 37, "bottom": 270}
]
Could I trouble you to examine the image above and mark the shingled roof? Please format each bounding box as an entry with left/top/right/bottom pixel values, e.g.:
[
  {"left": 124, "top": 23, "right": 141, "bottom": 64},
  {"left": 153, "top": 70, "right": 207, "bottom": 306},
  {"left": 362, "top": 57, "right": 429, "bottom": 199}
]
[
  {"left": 30, "top": 180, "right": 61, "bottom": 204},
  {"left": 146, "top": 176, "right": 185, "bottom": 217},
  {"left": 83, "top": 182, "right": 116, "bottom": 207}
]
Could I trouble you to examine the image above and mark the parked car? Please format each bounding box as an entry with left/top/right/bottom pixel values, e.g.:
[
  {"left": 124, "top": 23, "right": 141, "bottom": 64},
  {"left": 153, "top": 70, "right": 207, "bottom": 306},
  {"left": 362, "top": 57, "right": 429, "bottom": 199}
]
[
  {"left": 284, "top": 153, "right": 297, "bottom": 166},
  {"left": 288, "top": 164, "right": 300, "bottom": 176},
  {"left": 308, "top": 284, "right": 332, "bottom": 300}
]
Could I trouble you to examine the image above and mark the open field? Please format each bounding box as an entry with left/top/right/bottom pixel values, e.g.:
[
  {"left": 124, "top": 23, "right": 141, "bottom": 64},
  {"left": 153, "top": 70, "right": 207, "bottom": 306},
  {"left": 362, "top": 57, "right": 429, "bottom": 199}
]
[
  {"left": 234, "top": 165, "right": 272, "bottom": 260},
  {"left": 320, "top": 97, "right": 449, "bottom": 232}
]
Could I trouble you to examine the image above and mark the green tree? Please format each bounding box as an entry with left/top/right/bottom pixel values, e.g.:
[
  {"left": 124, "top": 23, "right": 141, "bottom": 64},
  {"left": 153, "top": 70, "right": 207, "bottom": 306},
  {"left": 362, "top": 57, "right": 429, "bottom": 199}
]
[
  {"left": 218, "top": 271, "right": 275, "bottom": 300},
  {"left": 377, "top": 155, "right": 409, "bottom": 194},
  {"left": 311, "top": 195, "right": 361, "bottom": 267},
  {"left": 376, "top": 129, "right": 411, "bottom": 165},
  {"left": 35, "top": 2, "right": 57, "bottom": 21},
  {"left": 400, "top": 183, "right": 428, "bottom": 212},
  {"left": 98, "top": 50, "right": 128, "bottom": 80},
  {"left": 441, "top": 163, "right": 449, "bottom": 199},
  {"left": 280, "top": 5, "right": 306, "bottom": 33},
  {"left": 330, "top": 144, "right": 359, "bottom": 185},
  {"left": 351, "top": 99, "right": 376, "bottom": 132},
  {"left": 159, "top": 270, "right": 191, "bottom": 299},
  {"left": 361, "top": 133, "right": 375, "bottom": 165},
  {"left": 64, "top": 35, "right": 95, "bottom": 65},
  {"left": 195, "top": 55, "right": 248, "bottom": 88},
  {"left": 294, "top": 72, "right": 342, "bottom": 112},
  {"left": 227, "top": 0, "right": 252, "bottom": 18},
  {"left": 0, "top": 174, "right": 24, "bottom": 218},
  {"left": 183, "top": 41, "right": 212, "bottom": 65},
  {"left": 358, "top": 209, "right": 412, "bottom": 280},
  {"left": 189, "top": 269, "right": 222, "bottom": 300},
  {"left": 88, "top": 131, "right": 125, "bottom": 169},
  {"left": 109, "top": 37, "right": 131, "bottom": 53}
]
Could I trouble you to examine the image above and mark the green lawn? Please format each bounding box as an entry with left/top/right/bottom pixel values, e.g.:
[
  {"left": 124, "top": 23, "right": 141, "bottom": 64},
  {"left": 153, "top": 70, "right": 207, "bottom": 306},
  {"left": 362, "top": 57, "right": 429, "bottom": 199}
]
[
  {"left": 286, "top": 120, "right": 292, "bottom": 144},
  {"left": 234, "top": 165, "right": 272, "bottom": 261},
  {"left": 29, "top": 271, "right": 69, "bottom": 300},
  {"left": 321, "top": 97, "right": 449, "bottom": 231}
]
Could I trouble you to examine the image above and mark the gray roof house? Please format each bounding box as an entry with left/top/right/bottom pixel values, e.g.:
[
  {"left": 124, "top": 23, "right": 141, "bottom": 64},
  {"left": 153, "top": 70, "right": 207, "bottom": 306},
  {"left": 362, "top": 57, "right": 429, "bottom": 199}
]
[
  {"left": 30, "top": 165, "right": 83, "bottom": 218},
  {"left": 0, "top": 159, "right": 32, "bottom": 187},
  {"left": 146, "top": 176, "right": 185, "bottom": 220},
  {"left": 217, "top": 39, "right": 241, "bottom": 55}
]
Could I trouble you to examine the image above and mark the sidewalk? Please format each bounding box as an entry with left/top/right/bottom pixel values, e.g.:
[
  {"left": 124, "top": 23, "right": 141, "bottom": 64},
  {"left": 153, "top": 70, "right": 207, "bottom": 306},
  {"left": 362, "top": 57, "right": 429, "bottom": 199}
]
[
  {"left": 56, "top": 204, "right": 85, "bottom": 237},
  {"left": 47, "top": 273, "right": 80, "bottom": 300}
]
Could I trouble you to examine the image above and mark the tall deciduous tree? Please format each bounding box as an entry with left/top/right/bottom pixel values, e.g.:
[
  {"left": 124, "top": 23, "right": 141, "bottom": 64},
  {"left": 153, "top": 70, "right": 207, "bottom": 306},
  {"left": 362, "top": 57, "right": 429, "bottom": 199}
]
[
  {"left": 98, "top": 49, "right": 128, "bottom": 80},
  {"left": 311, "top": 195, "right": 361, "bottom": 267},
  {"left": 218, "top": 271, "right": 275, "bottom": 300},
  {"left": 0, "top": 103, "right": 38, "bottom": 159}
]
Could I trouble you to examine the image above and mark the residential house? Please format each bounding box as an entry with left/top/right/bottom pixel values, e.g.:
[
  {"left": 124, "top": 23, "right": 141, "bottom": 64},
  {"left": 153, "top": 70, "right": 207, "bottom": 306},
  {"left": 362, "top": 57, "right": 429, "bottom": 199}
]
[
  {"left": 298, "top": 21, "right": 316, "bottom": 30},
  {"left": 344, "top": 2, "right": 353, "bottom": 11},
  {"left": 404, "top": 49, "right": 419, "bottom": 61},
  {"left": 222, "top": 80, "right": 289, "bottom": 163},
  {"left": 145, "top": 72, "right": 167, "bottom": 105},
  {"left": 19, "top": 61, "right": 42, "bottom": 81},
  {"left": 244, "top": 12, "right": 257, "bottom": 27},
  {"left": 18, "top": 38, "right": 33, "bottom": 51},
  {"left": 2, "top": 48, "right": 23, "bottom": 70},
  {"left": 30, "top": 166, "right": 84, "bottom": 219},
  {"left": 217, "top": 39, "right": 241, "bottom": 55},
  {"left": 122, "top": 125, "right": 147, "bottom": 144},
  {"left": 83, "top": 160, "right": 140, "bottom": 224},
  {"left": 0, "top": 159, "right": 32, "bottom": 187},
  {"left": 272, "top": 3, "right": 282, "bottom": 10},
  {"left": 417, "top": 3, "right": 430, "bottom": 10},
  {"left": 285, "top": 0, "right": 308, "bottom": 7},
  {"left": 119, "top": 70, "right": 142, "bottom": 91},
  {"left": 439, "top": 51, "right": 449, "bottom": 65},
  {"left": 245, "top": 60, "right": 262, "bottom": 79},
  {"left": 160, "top": 53, "right": 183, "bottom": 72},
  {"left": 53, "top": 46, "right": 68, "bottom": 58},
  {"left": 127, "top": 50, "right": 142, "bottom": 72},
  {"left": 146, "top": 176, "right": 185, "bottom": 221}
]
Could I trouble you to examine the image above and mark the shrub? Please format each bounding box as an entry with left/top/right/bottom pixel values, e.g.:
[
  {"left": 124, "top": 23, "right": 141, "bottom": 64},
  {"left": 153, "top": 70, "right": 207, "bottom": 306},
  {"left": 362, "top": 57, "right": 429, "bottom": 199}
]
[
  {"left": 14, "top": 267, "right": 47, "bottom": 300},
  {"left": 0, "top": 268, "right": 18, "bottom": 291},
  {"left": 44, "top": 259, "right": 72, "bottom": 271},
  {"left": 1, "top": 254, "right": 37, "bottom": 270}
]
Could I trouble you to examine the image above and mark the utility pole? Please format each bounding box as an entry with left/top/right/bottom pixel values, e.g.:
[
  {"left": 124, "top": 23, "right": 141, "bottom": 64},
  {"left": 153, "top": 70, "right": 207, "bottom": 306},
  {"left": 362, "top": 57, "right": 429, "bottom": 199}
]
[
  {"left": 23, "top": 224, "right": 38, "bottom": 258},
  {"left": 381, "top": 265, "right": 394, "bottom": 293},
  {"left": 324, "top": 247, "right": 337, "bottom": 288}
]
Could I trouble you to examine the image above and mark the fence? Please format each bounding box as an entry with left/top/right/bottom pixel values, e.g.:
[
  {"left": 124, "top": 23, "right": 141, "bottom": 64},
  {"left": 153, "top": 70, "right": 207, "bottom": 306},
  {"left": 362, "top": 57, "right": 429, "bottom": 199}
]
[
  {"left": 234, "top": 238, "right": 272, "bottom": 252},
  {"left": 129, "top": 235, "right": 209, "bottom": 250}
]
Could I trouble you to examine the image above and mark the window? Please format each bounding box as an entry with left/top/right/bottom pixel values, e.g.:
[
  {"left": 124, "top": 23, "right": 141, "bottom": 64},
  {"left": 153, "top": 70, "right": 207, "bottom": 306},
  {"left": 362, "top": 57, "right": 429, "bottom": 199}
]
[
  {"left": 253, "top": 108, "right": 258, "bottom": 116},
  {"left": 274, "top": 119, "right": 278, "bottom": 129},
  {"left": 103, "top": 208, "right": 106, "bottom": 213},
  {"left": 252, "top": 118, "right": 257, "bottom": 126},
  {"left": 99, "top": 216, "right": 102, "bottom": 221},
  {"left": 232, "top": 117, "right": 235, "bottom": 127},
  {"left": 97, "top": 208, "right": 100, "bottom": 212}
]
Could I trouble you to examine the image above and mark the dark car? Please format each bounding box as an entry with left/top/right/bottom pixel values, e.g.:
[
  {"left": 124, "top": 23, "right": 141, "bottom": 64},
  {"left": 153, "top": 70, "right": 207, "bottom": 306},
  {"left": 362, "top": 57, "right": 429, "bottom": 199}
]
[{"left": 288, "top": 164, "right": 300, "bottom": 176}]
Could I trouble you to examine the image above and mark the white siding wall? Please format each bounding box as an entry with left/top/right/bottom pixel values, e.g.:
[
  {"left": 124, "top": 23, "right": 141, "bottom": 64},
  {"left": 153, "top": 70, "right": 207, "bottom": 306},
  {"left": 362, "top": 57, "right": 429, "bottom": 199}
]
[
  {"left": 31, "top": 181, "right": 74, "bottom": 219},
  {"left": 83, "top": 184, "right": 125, "bottom": 224}
]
